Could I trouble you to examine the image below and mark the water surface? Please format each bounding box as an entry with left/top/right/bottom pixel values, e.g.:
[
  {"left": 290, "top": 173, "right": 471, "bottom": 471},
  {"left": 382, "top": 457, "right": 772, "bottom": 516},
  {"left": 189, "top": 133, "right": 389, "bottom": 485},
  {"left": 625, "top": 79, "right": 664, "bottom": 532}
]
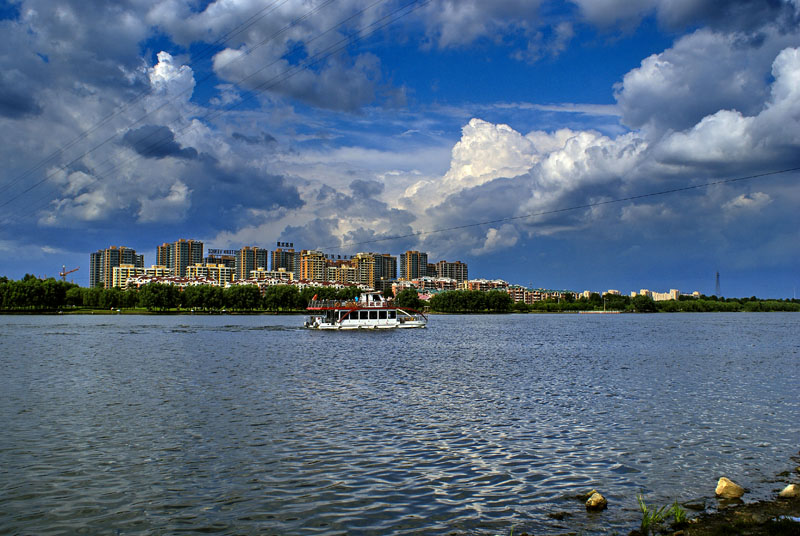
[{"left": 1, "top": 313, "right": 798, "bottom": 535}]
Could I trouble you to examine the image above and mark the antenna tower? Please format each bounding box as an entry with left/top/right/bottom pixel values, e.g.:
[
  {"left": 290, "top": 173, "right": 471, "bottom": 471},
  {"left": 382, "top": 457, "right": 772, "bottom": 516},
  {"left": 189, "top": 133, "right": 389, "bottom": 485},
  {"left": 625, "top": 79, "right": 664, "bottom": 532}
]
[{"left": 715, "top": 271, "right": 721, "bottom": 297}]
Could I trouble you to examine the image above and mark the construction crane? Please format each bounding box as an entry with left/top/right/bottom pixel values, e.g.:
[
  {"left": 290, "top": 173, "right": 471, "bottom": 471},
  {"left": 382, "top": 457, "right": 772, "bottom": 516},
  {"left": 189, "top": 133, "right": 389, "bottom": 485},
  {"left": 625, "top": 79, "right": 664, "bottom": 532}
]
[{"left": 59, "top": 265, "right": 79, "bottom": 281}]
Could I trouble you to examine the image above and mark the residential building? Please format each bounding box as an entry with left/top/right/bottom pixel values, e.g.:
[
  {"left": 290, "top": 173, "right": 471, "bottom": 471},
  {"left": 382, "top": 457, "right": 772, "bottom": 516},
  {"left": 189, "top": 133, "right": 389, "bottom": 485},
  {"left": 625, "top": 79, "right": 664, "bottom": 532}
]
[
  {"left": 400, "top": 250, "right": 428, "bottom": 280},
  {"left": 300, "top": 250, "right": 326, "bottom": 281},
  {"left": 463, "top": 279, "right": 509, "bottom": 292},
  {"left": 89, "top": 246, "right": 144, "bottom": 288},
  {"left": 156, "top": 239, "right": 203, "bottom": 277},
  {"left": 250, "top": 268, "right": 294, "bottom": 282},
  {"left": 434, "top": 260, "right": 468, "bottom": 282},
  {"left": 271, "top": 246, "right": 300, "bottom": 273},
  {"left": 327, "top": 264, "right": 357, "bottom": 284},
  {"left": 89, "top": 251, "right": 103, "bottom": 288},
  {"left": 236, "top": 246, "right": 268, "bottom": 281},
  {"left": 187, "top": 263, "right": 235, "bottom": 286},
  {"left": 205, "top": 254, "right": 236, "bottom": 269},
  {"left": 112, "top": 264, "right": 143, "bottom": 290},
  {"left": 374, "top": 253, "right": 397, "bottom": 284}
]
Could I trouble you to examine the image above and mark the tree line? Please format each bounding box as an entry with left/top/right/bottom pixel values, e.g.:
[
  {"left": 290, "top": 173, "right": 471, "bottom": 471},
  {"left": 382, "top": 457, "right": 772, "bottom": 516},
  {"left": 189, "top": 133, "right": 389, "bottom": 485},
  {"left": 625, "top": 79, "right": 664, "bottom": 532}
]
[
  {"left": 509, "top": 292, "right": 800, "bottom": 313},
  {"left": 0, "top": 276, "right": 367, "bottom": 312},
  {"left": 1, "top": 275, "right": 798, "bottom": 313}
]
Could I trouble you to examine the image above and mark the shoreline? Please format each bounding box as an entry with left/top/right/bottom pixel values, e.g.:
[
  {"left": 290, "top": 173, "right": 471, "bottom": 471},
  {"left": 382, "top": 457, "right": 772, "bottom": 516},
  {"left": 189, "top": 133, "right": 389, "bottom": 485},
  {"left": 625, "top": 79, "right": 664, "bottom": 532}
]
[
  {"left": 677, "top": 495, "right": 800, "bottom": 535},
  {"left": 2, "top": 309, "right": 799, "bottom": 316}
]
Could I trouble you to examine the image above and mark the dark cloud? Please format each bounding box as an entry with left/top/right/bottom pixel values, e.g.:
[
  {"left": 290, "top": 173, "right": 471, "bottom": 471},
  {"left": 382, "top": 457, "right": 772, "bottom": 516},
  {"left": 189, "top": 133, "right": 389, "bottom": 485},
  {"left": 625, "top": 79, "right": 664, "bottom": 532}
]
[
  {"left": 350, "top": 179, "right": 384, "bottom": 198},
  {"left": 0, "top": 84, "right": 42, "bottom": 119},
  {"left": 574, "top": 0, "right": 799, "bottom": 33},
  {"left": 232, "top": 131, "right": 277, "bottom": 145},
  {"left": 122, "top": 125, "right": 199, "bottom": 160},
  {"left": 187, "top": 162, "right": 304, "bottom": 228}
]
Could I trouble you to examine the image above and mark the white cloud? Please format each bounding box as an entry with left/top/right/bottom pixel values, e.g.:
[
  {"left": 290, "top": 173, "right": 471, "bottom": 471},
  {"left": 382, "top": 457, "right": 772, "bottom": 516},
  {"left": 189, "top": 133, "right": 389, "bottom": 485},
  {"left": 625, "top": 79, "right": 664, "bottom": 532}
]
[
  {"left": 614, "top": 27, "right": 800, "bottom": 135},
  {"left": 149, "top": 51, "right": 195, "bottom": 100},
  {"left": 655, "top": 46, "right": 800, "bottom": 168},
  {"left": 471, "top": 224, "right": 519, "bottom": 255},
  {"left": 137, "top": 181, "right": 191, "bottom": 223},
  {"left": 723, "top": 192, "right": 772, "bottom": 212}
]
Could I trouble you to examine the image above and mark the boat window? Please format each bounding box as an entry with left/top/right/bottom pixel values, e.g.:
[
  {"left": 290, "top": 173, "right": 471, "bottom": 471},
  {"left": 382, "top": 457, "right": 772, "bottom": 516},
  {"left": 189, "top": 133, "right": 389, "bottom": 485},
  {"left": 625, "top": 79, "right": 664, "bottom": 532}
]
[
  {"left": 388, "top": 311, "right": 396, "bottom": 319},
  {"left": 379, "top": 310, "right": 387, "bottom": 319},
  {"left": 360, "top": 310, "right": 369, "bottom": 320},
  {"left": 369, "top": 310, "right": 378, "bottom": 320}
]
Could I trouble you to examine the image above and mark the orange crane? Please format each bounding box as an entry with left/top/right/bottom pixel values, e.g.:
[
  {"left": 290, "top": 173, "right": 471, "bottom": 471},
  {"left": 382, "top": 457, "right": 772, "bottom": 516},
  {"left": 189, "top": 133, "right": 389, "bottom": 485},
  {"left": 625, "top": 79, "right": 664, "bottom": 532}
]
[{"left": 59, "top": 265, "right": 79, "bottom": 281}]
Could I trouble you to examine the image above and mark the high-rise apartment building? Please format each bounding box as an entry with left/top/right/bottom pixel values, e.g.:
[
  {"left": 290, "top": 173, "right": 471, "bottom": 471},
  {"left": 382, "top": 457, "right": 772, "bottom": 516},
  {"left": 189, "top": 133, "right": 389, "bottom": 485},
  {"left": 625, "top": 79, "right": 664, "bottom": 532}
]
[
  {"left": 435, "top": 260, "right": 468, "bottom": 282},
  {"left": 235, "top": 246, "right": 268, "bottom": 280},
  {"left": 353, "top": 253, "right": 375, "bottom": 287},
  {"left": 156, "top": 239, "right": 204, "bottom": 277},
  {"left": 400, "top": 250, "right": 428, "bottom": 280},
  {"left": 300, "top": 250, "right": 326, "bottom": 281},
  {"left": 205, "top": 254, "right": 236, "bottom": 269},
  {"left": 271, "top": 245, "right": 299, "bottom": 273},
  {"left": 374, "top": 253, "right": 397, "bottom": 283},
  {"left": 89, "top": 246, "right": 144, "bottom": 288},
  {"left": 352, "top": 252, "right": 397, "bottom": 287}
]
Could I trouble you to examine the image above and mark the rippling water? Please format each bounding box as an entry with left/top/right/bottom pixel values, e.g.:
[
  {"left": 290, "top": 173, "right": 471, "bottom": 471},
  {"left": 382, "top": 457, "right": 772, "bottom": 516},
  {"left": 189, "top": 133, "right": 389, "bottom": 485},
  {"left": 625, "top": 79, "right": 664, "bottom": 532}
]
[{"left": 1, "top": 313, "right": 798, "bottom": 535}]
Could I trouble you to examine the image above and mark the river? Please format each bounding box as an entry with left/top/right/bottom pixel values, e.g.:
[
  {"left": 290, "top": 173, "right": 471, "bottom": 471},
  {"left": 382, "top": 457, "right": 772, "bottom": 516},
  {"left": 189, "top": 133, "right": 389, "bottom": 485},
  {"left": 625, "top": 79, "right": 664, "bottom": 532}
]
[{"left": 1, "top": 312, "right": 798, "bottom": 535}]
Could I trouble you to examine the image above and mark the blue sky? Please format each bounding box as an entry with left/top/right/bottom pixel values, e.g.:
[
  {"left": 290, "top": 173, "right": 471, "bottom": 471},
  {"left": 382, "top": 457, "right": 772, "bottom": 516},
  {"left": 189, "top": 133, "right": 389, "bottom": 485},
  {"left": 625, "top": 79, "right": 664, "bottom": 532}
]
[{"left": 1, "top": 0, "right": 799, "bottom": 297}]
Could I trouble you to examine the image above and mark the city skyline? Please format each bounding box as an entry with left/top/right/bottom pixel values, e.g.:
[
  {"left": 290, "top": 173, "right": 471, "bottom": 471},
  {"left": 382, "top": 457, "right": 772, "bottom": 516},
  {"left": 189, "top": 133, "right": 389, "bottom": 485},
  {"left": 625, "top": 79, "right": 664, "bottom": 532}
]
[
  {"left": 82, "top": 237, "right": 714, "bottom": 300},
  {"left": 1, "top": 2, "right": 799, "bottom": 297}
]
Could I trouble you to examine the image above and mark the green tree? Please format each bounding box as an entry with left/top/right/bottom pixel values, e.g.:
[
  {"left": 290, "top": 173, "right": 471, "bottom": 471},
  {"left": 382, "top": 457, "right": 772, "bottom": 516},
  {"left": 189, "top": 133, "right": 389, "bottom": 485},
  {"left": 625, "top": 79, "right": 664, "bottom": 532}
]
[
  {"left": 632, "top": 294, "right": 657, "bottom": 312},
  {"left": 395, "top": 288, "right": 423, "bottom": 310},
  {"left": 138, "top": 283, "right": 178, "bottom": 311}
]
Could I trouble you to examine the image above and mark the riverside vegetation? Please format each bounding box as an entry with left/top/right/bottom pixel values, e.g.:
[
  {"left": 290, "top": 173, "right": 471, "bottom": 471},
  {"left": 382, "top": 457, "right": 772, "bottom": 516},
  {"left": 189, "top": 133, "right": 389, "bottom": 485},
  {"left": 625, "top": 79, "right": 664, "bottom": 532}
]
[{"left": 1, "top": 274, "right": 799, "bottom": 313}]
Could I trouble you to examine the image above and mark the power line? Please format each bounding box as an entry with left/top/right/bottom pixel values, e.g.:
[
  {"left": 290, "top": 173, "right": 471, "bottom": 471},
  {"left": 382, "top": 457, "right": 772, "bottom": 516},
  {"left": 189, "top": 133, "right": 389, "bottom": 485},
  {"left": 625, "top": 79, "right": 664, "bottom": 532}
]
[{"left": 317, "top": 166, "right": 800, "bottom": 251}]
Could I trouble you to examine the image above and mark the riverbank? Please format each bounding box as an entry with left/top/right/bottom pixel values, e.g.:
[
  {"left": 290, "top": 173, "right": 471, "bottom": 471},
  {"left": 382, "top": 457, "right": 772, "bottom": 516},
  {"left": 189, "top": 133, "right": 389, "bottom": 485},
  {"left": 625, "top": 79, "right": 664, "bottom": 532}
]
[{"left": 677, "top": 495, "right": 800, "bottom": 535}]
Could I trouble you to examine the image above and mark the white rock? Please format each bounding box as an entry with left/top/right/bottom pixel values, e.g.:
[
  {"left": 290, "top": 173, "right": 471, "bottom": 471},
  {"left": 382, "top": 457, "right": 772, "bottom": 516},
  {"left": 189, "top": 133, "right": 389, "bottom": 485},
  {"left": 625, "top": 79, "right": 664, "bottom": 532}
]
[
  {"left": 779, "top": 484, "right": 799, "bottom": 498},
  {"left": 715, "top": 477, "right": 745, "bottom": 499}
]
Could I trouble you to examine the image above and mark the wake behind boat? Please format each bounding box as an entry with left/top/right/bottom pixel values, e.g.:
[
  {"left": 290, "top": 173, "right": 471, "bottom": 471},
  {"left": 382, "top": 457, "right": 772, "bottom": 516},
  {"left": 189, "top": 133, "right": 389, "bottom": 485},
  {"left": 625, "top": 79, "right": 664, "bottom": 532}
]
[{"left": 304, "top": 291, "right": 427, "bottom": 330}]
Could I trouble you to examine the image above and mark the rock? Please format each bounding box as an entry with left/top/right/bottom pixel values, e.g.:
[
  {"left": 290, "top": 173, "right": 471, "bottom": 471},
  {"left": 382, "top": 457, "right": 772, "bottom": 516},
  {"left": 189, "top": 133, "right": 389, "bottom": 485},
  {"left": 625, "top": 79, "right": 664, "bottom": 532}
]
[
  {"left": 547, "top": 511, "right": 569, "bottom": 520},
  {"left": 682, "top": 498, "right": 707, "bottom": 511},
  {"left": 578, "top": 488, "right": 599, "bottom": 501},
  {"left": 586, "top": 491, "right": 608, "bottom": 511},
  {"left": 715, "top": 477, "right": 745, "bottom": 499},
  {"left": 779, "top": 483, "right": 800, "bottom": 498}
]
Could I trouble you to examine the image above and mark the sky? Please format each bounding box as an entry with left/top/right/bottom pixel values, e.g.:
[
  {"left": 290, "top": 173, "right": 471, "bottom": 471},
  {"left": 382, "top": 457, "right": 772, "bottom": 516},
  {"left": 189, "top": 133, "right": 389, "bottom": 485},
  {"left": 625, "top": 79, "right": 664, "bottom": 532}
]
[{"left": 1, "top": 0, "right": 799, "bottom": 298}]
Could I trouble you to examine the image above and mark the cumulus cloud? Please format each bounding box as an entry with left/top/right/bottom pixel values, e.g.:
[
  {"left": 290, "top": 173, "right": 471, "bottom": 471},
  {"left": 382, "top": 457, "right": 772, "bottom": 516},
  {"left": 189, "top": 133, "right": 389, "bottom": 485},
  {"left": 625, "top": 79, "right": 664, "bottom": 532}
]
[
  {"left": 615, "top": 27, "right": 800, "bottom": 135},
  {"left": 148, "top": 51, "right": 196, "bottom": 100},
  {"left": 419, "top": 0, "right": 543, "bottom": 48},
  {"left": 396, "top": 39, "right": 800, "bottom": 259},
  {"left": 655, "top": 46, "right": 800, "bottom": 170}
]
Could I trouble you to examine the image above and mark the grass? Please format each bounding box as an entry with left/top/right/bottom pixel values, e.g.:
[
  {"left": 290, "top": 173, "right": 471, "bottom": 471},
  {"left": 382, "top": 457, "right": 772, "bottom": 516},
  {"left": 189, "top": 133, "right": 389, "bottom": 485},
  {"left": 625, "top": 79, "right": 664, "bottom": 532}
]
[{"left": 637, "top": 494, "right": 674, "bottom": 535}]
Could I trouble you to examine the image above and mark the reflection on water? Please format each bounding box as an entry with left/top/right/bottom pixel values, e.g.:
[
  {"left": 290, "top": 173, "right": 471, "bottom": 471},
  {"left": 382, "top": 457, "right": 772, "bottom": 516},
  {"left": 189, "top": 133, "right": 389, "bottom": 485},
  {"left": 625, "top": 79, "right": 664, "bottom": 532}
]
[{"left": 1, "top": 313, "right": 798, "bottom": 535}]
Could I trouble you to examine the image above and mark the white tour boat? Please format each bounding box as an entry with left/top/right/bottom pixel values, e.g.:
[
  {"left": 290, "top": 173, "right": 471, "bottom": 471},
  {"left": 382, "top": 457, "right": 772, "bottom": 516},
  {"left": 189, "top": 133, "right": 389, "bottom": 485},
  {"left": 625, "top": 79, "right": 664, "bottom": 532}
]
[{"left": 304, "top": 291, "right": 427, "bottom": 330}]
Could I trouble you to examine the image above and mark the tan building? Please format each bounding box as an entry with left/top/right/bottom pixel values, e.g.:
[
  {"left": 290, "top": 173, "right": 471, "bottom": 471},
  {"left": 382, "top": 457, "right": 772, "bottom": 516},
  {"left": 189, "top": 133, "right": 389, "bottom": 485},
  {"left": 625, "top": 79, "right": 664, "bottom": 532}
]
[
  {"left": 300, "top": 250, "right": 326, "bottom": 281},
  {"left": 326, "top": 265, "right": 357, "bottom": 284},
  {"left": 112, "top": 264, "right": 143, "bottom": 290},
  {"left": 249, "top": 268, "right": 294, "bottom": 282},
  {"left": 112, "top": 264, "right": 171, "bottom": 290},
  {"left": 156, "top": 239, "right": 204, "bottom": 277},
  {"left": 186, "top": 263, "right": 234, "bottom": 286},
  {"left": 90, "top": 246, "right": 144, "bottom": 288}
]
